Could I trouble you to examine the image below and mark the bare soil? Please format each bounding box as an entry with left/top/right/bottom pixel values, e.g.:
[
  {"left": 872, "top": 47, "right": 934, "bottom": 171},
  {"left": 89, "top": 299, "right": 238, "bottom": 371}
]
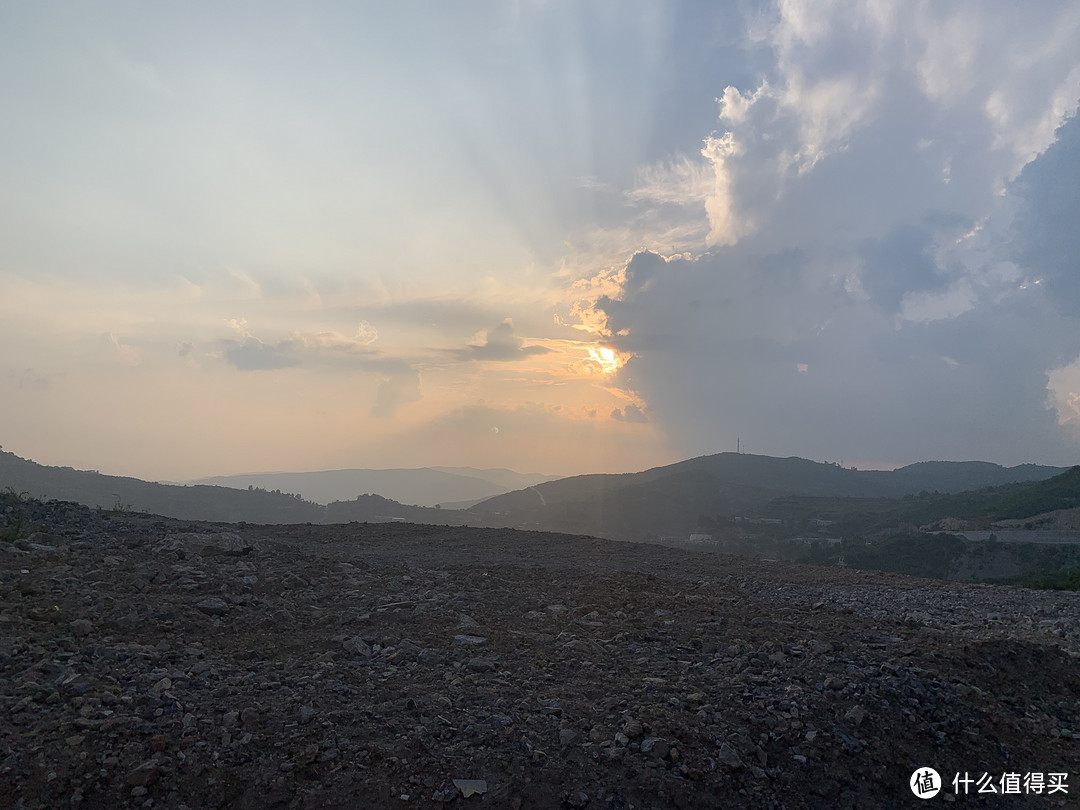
[{"left": 2, "top": 497, "right": 1078, "bottom": 809}]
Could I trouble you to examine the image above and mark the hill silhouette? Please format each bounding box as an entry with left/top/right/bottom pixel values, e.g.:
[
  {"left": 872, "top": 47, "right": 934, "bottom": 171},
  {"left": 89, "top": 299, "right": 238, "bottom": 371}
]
[
  {"left": 467, "top": 453, "right": 1068, "bottom": 540},
  {"left": 194, "top": 466, "right": 560, "bottom": 508},
  {"left": 0, "top": 450, "right": 322, "bottom": 523},
  {"left": 985, "top": 465, "right": 1080, "bottom": 520},
  {"left": 1, "top": 447, "right": 1071, "bottom": 533}
]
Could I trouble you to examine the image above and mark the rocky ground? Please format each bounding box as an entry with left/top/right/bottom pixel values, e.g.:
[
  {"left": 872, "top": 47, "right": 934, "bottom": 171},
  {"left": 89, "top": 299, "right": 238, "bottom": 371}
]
[{"left": 1, "top": 494, "right": 1078, "bottom": 809}]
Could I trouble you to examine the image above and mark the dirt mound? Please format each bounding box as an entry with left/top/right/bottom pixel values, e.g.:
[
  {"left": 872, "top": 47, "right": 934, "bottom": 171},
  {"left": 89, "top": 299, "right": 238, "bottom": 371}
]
[
  {"left": 1, "top": 495, "right": 1077, "bottom": 808},
  {"left": 996, "top": 505, "right": 1080, "bottom": 530}
]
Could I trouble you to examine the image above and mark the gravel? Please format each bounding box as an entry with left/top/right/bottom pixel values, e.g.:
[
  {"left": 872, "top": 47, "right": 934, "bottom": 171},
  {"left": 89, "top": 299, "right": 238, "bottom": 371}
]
[{"left": 1, "top": 494, "right": 1077, "bottom": 808}]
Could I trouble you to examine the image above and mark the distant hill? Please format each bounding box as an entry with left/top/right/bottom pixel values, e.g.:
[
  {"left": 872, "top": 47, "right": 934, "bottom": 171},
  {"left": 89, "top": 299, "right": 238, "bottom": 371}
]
[
  {"left": 883, "top": 460, "right": 1068, "bottom": 495},
  {"left": 2, "top": 447, "right": 1070, "bottom": 535},
  {"left": 0, "top": 449, "right": 534, "bottom": 526},
  {"left": 428, "top": 466, "right": 561, "bottom": 492},
  {"left": 0, "top": 450, "right": 322, "bottom": 523},
  {"left": 466, "top": 453, "right": 1070, "bottom": 540},
  {"left": 759, "top": 465, "right": 1080, "bottom": 536},
  {"left": 193, "top": 466, "right": 561, "bottom": 507},
  {"left": 323, "top": 493, "right": 466, "bottom": 525},
  {"left": 985, "top": 466, "right": 1080, "bottom": 521}
]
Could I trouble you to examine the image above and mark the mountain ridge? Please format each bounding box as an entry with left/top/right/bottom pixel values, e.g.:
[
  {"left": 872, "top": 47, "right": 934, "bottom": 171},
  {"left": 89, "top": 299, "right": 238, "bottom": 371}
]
[
  {"left": 467, "top": 453, "right": 1071, "bottom": 540},
  {"left": 1, "top": 447, "right": 1071, "bottom": 531},
  {"left": 0, "top": 449, "right": 323, "bottom": 524},
  {"left": 191, "top": 467, "right": 518, "bottom": 508}
]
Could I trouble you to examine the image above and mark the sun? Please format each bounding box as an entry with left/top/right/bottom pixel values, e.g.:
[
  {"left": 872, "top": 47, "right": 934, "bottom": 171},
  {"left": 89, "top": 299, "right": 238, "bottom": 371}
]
[{"left": 588, "top": 345, "right": 623, "bottom": 374}]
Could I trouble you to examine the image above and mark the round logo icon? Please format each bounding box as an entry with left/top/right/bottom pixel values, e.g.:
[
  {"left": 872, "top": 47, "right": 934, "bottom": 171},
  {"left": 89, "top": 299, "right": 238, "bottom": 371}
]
[{"left": 910, "top": 767, "right": 942, "bottom": 799}]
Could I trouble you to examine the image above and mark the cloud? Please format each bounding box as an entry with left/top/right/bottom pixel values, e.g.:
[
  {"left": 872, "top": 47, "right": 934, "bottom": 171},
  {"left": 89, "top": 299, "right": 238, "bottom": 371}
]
[
  {"left": 285, "top": 321, "right": 379, "bottom": 352},
  {"left": 10, "top": 368, "right": 51, "bottom": 392},
  {"left": 1011, "top": 112, "right": 1080, "bottom": 313},
  {"left": 224, "top": 268, "right": 262, "bottom": 300},
  {"left": 222, "top": 336, "right": 298, "bottom": 371},
  {"left": 700, "top": 132, "right": 752, "bottom": 246},
  {"left": 627, "top": 154, "right": 714, "bottom": 206},
  {"left": 220, "top": 320, "right": 384, "bottom": 371},
  {"left": 611, "top": 403, "right": 647, "bottom": 423},
  {"left": 106, "top": 332, "right": 141, "bottom": 366},
  {"left": 552, "top": 1, "right": 1080, "bottom": 467},
  {"left": 1058, "top": 391, "right": 1080, "bottom": 431},
  {"left": 453, "top": 319, "right": 553, "bottom": 361},
  {"left": 859, "top": 223, "right": 951, "bottom": 313},
  {"left": 217, "top": 316, "right": 424, "bottom": 413},
  {"left": 5, "top": 1, "right": 1079, "bottom": 481},
  {"left": 587, "top": 183, "right": 1080, "bottom": 465},
  {"left": 592, "top": 0, "right": 1080, "bottom": 266}
]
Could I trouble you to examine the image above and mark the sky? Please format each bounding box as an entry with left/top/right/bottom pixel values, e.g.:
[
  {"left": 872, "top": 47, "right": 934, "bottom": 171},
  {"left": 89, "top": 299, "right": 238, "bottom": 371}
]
[{"left": 2, "top": 1, "right": 1080, "bottom": 482}]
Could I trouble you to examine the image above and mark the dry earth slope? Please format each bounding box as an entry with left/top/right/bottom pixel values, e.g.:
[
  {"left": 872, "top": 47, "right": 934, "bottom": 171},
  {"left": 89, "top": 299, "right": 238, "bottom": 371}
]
[{"left": 1, "top": 494, "right": 1078, "bottom": 809}]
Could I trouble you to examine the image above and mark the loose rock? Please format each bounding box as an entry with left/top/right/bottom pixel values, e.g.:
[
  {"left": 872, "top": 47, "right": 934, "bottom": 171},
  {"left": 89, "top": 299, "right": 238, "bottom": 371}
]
[{"left": 0, "top": 491, "right": 1076, "bottom": 809}]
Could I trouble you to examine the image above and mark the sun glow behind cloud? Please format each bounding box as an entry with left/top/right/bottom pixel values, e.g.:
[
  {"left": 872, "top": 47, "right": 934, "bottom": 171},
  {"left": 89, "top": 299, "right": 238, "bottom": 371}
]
[{"left": 587, "top": 346, "right": 625, "bottom": 375}]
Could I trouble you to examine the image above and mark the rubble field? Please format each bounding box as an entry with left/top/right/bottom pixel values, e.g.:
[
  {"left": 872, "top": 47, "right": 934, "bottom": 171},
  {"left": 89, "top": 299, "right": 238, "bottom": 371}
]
[{"left": 2, "top": 496, "right": 1078, "bottom": 809}]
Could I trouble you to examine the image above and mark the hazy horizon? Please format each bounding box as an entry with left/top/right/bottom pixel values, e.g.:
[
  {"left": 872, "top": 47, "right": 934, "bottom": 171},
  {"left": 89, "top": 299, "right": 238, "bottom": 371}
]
[
  {"left": 6, "top": 442, "right": 1069, "bottom": 488},
  {"left": 3, "top": 2, "right": 1080, "bottom": 482}
]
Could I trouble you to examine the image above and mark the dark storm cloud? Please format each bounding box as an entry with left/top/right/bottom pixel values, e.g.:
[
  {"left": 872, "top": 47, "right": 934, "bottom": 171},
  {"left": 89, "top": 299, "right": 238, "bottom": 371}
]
[
  {"left": 1011, "top": 113, "right": 1080, "bottom": 313},
  {"left": 596, "top": 171, "right": 1080, "bottom": 466},
  {"left": 571, "top": 1, "right": 1080, "bottom": 467},
  {"left": 859, "top": 224, "right": 949, "bottom": 313}
]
